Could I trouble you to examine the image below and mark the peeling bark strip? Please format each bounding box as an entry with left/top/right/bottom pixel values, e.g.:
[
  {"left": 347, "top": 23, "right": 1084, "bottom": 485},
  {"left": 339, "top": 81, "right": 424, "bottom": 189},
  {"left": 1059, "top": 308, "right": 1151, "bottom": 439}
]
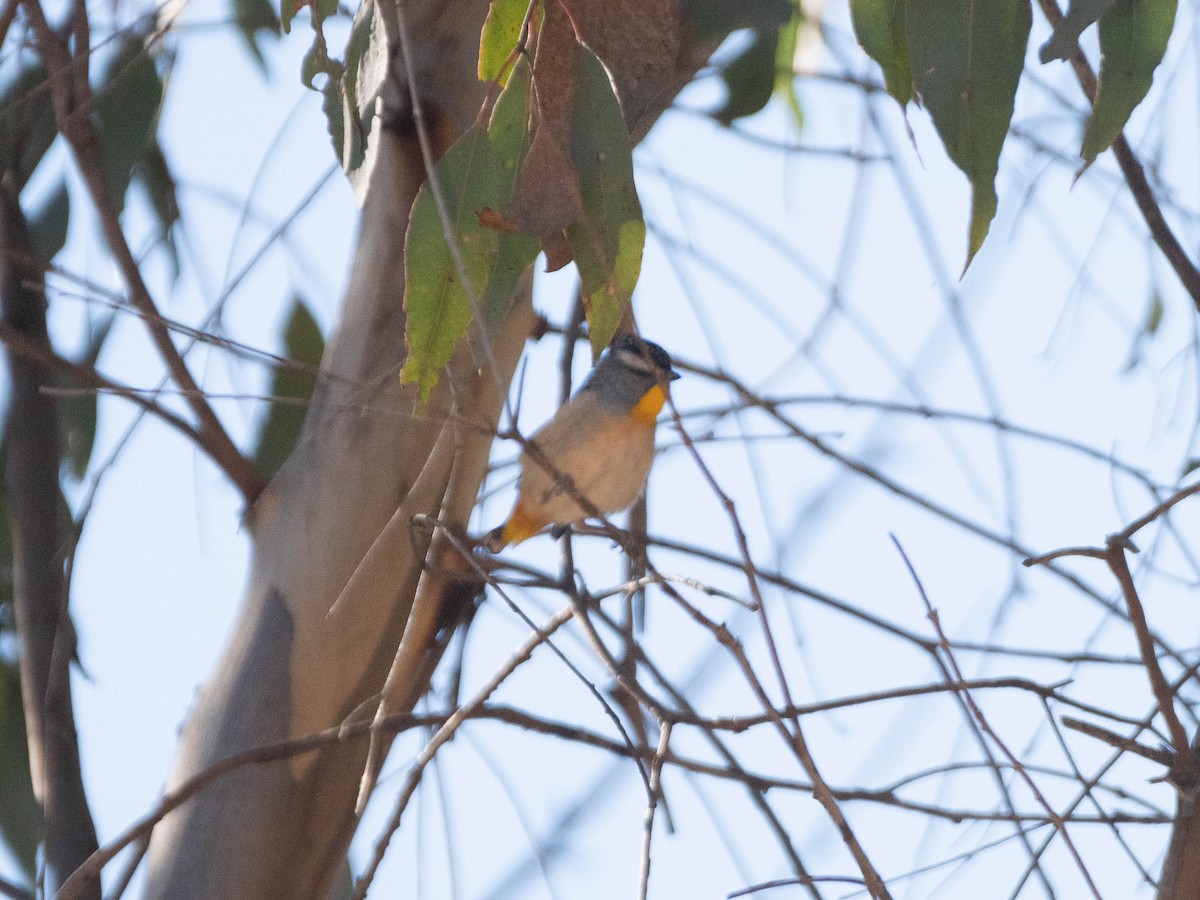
[{"left": 0, "top": 186, "right": 100, "bottom": 899}]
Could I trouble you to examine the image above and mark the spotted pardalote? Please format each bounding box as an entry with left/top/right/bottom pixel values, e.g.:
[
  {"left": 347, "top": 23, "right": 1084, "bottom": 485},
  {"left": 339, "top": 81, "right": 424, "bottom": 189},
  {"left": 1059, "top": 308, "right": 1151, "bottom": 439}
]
[{"left": 485, "top": 335, "right": 680, "bottom": 551}]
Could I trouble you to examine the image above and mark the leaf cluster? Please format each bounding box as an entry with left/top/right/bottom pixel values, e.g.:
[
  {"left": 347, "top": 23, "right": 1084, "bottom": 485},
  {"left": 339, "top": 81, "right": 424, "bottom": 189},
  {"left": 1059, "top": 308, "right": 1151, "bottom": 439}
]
[
  {"left": 851, "top": 0, "right": 1177, "bottom": 265},
  {"left": 400, "top": 1, "right": 647, "bottom": 398}
]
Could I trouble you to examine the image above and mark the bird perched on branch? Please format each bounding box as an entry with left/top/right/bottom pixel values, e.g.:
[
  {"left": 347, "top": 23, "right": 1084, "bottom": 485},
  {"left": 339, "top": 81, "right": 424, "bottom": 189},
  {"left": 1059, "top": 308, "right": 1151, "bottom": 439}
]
[{"left": 485, "top": 335, "right": 680, "bottom": 551}]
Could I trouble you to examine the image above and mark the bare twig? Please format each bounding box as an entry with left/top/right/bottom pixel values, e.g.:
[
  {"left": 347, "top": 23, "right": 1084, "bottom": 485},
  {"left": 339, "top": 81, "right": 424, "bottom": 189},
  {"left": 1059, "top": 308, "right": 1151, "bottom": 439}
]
[
  {"left": 0, "top": 323, "right": 207, "bottom": 449},
  {"left": 637, "top": 720, "right": 671, "bottom": 900},
  {"left": 892, "top": 536, "right": 1103, "bottom": 898},
  {"left": 1023, "top": 479, "right": 1199, "bottom": 757},
  {"left": 350, "top": 606, "right": 576, "bottom": 900},
  {"left": 0, "top": 876, "right": 32, "bottom": 900},
  {"left": 728, "top": 875, "right": 869, "bottom": 898},
  {"left": 1117, "top": 479, "right": 1200, "bottom": 544},
  {"left": 1102, "top": 538, "right": 1191, "bottom": 756},
  {"left": 19, "top": 0, "right": 264, "bottom": 501},
  {"left": 53, "top": 691, "right": 1173, "bottom": 900},
  {"left": 1061, "top": 716, "right": 1174, "bottom": 768}
]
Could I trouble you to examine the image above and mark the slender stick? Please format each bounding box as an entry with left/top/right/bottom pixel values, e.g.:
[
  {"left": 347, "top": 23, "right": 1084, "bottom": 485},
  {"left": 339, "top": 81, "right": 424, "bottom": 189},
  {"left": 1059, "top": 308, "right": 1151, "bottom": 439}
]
[{"left": 20, "top": 0, "right": 264, "bottom": 501}]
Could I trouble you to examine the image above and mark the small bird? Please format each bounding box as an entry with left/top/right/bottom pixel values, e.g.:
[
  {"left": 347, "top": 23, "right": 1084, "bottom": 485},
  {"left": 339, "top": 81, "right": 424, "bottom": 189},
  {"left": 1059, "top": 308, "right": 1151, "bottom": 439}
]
[{"left": 485, "top": 335, "right": 680, "bottom": 551}]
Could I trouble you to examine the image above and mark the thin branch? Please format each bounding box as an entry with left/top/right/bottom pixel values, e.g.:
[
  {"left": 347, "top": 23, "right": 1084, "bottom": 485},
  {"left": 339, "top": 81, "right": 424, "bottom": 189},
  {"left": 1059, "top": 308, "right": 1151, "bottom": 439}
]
[
  {"left": 1061, "top": 716, "right": 1175, "bottom": 768},
  {"left": 1103, "top": 538, "right": 1192, "bottom": 756},
  {"left": 1023, "top": 545, "right": 1107, "bottom": 567},
  {"left": 350, "top": 606, "right": 576, "bottom": 900},
  {"left": 52, "top": 692, "right": 1173, "bottom": 900},
  {"left": 1041, "top": 700, "right": 1160, "bottom": 887},
  {"left": 728, "top": 875, "right": 869, "bottom": 898},
  {"left": 637, "top": 720, "right": 671, "bottom": 900},
  {"left": 892, "top": 536, "right": 1103, "bottom": 898},
  {"left": 19, "top": 0, "right": 265, "bottom": 502},
  {"left": 0, "top": 324, "right": 209, "bottom": 450},
  {"left": 1117, "top": 479, "right": 1200, "bottom": 544}
]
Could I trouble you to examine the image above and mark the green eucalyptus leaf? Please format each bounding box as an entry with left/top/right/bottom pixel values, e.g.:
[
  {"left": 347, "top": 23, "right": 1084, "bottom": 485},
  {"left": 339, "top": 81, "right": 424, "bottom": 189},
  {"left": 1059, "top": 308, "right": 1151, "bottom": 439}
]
[
  {"left": 56, "top": 315, "right": 114, "bottom": 482},
  {"left": 0, "top": 65, "right": 57, "bottom": 188},
  {"left": 280, "top": 0, "right": 333, "bottom": 36},
  {"left": 480, "top": 57, "right": 539, "bottom": 333},
  {"left": 850, "top": 0, "right": 912, "bottom": 104},
  {"left": 1080, "top": 0, "right": 1176, "bottom": 168},
  {"left": 314, "top": 0, "right": 338, "bottom": 24},
  {"left": 0, "top": 661, "right": 40, "bottom": 882},
  {"left": 713, "top": 29, "right": 780, "bottom": 126},
  {"left": 253, "top": 299, "right": 323, "bottom": 478},
  {"left": 336, "top": 12, "right": 376, "bottom": 175},
  {"left": 231, "top": 0, "right": 282, "bottom": 69},
  {"left": 27, "top": 180, "right": 70, "bottom": 265},
  {"left": 774, "top": 11, "right": 804, "bottom": 128},
  {"left": 401, "top": 125, "right": 502, "bottom": 399},
  {"left": 321, "top": 68, "right": 353, "bottom": 171},
  {"left": 907, "top": 0, "right": 1030, "bottom": 266},
  {"left": 280, "top": 0, "right": 305, "bottom": 33},
  {"left": 479, "top": 0, "right": 528, "bottom": 84},
  {"left": 306, "top": 10, "right": 380, "bottom": 177},
  {"left": 686, "top": 0, "right": 792, "bottom": 44},
  {"left": 135, "top": 140, "right": 181, "bottom": 281},
  {"left": 94, "top": 38, "right": 163, "bottom": 216},
  {"left": 564, "top": 45, "right": 645, "bottom": 358}
]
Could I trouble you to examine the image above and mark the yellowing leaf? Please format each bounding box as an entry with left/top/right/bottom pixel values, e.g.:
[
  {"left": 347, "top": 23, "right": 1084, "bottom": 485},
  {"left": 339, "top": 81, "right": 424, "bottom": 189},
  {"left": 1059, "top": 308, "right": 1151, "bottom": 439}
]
[
  {"left": 480, "top": 58, "right": 540, "bottom": 333},
  {"left": 850, "top": 0, "right": 912, "bottom": 105},
  {"left": 401, "top": 125, "right": 502, "bottom": 398},
  {"left": 563, "top": 45, "right": 645, "bottom": 358},
  {"left": 479, "top": 0, "right": 528, "bottom": 84}
]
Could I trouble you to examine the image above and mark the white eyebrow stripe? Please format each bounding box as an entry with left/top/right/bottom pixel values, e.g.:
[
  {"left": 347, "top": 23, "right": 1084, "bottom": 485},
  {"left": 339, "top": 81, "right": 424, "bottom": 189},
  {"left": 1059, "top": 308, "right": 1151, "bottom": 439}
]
[{"left": 614, "top": 348, "right": 657, "bottom": 374}]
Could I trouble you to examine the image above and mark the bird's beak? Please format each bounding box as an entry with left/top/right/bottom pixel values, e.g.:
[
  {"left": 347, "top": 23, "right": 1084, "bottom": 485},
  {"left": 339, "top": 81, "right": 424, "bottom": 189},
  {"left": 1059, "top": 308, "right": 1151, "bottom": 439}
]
[{"left": 668, "top": 369, "right": 681, "bottom": 381}]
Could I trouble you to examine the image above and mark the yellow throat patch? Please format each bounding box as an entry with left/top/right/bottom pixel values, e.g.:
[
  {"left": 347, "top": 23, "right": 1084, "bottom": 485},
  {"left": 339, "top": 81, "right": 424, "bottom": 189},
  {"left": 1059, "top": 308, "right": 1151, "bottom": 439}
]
[{"left": 630, "top": 384, "right": 667, "bottom": 424}]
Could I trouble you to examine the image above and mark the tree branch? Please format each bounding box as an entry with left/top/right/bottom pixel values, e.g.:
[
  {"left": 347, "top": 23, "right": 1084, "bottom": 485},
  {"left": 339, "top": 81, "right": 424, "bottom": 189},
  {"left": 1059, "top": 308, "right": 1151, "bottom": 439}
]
[
  {"left": 19, "top": 0, "right": 265, "bottom": 502},
  {"left": 0, "top": 323, "right": 209, "bottom": 451},
  {"left": 0, "top": 183, "right": 100, "bottom": 899},
  {"left": 1102, "top": 539, "right": 1192, "bottom": 757}
]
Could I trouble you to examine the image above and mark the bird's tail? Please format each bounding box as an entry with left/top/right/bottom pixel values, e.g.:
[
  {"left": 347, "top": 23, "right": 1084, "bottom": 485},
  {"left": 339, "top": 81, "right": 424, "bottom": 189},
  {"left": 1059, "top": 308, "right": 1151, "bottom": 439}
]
[{"left": 484, "top": 502, "right": 543, "bottom": 552}]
